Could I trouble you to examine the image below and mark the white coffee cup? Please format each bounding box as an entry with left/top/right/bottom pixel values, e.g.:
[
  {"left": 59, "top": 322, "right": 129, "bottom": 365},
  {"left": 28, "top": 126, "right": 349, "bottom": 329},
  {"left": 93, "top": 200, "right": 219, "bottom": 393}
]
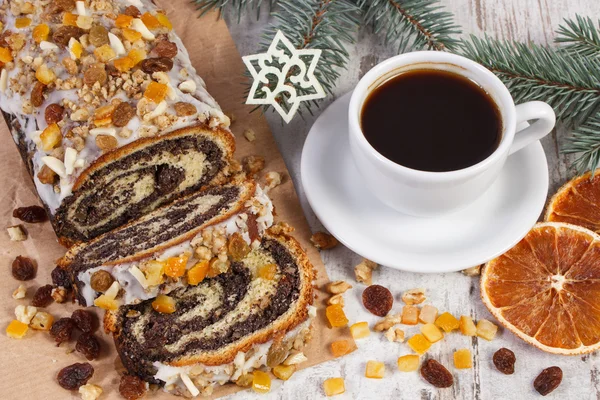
[{"left": 348, "top": 51, "right": 556, "bottom": 217}]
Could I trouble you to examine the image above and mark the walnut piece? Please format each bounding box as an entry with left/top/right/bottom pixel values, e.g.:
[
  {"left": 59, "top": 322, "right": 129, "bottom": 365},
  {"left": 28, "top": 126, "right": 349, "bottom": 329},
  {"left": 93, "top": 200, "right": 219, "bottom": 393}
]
[
  {"left": 242, "top": 155, "right": 265, "bottom": 176},
  {"left": 37, "top": 164, "right": 58, "bottom": 185},
  {"left": 462, "top": 265, "right": 482, "bottom": 276},
  {"left": 310, "top": 232, "right": 338, "bottom": 250},
  {"left": 243, "top": 128, "right": 256, "bottom": 142},
  {"left": 326, "top": 280, "right": 352, "bottom": 294},
  {"left": 373, "top": 313, "right": 402, "bottom": 332},
  {"left": 402, "top": 288, "right": 426, "bottom": 305},
  {"left": 327, "top": 294, "right": 344, "bottom": 306},
  {"left": 265, "top": 171, "right": 282, "bottom": 191},
  {"left": 7, "top": 225, "right": 27, "bottom": 241},
  {"left": 12, "top": 284, "right": 26, "bottom": 299},
  {"left": 384, "top": 327, "right": 405, "bottom": 342},
  {"left": 354, "top": 258, "right": 378, "bottom": 285},
  {"left": 79, "top": 383, "right": 103, "bottom": 400},
  {"left": 15, "top": 305, "right": 37, "bottom": 325},
  {"left": 51, "top": 287, "right": 68, "bottom": 303}
]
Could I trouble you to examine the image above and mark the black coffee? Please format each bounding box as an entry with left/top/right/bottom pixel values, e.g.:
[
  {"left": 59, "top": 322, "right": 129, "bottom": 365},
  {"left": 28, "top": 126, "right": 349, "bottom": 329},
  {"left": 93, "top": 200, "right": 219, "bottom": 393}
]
[{"left": 360, "top": 69, "right": 502, "bottom": 172}]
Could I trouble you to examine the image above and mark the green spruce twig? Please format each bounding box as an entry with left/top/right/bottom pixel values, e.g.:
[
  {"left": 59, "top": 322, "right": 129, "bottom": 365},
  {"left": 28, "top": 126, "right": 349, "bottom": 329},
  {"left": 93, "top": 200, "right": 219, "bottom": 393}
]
[
  {"left": 192, "top": 0, "right": 278, "bottom": 21},
  {"left": 359, "top": 0, "right": 461, "bottom": 53},
  {"left": 563, "top": 112, "right": 600, "bottom": 174},
  {"left": 556, "top": 15, "right": 600, "bottom": 58}
]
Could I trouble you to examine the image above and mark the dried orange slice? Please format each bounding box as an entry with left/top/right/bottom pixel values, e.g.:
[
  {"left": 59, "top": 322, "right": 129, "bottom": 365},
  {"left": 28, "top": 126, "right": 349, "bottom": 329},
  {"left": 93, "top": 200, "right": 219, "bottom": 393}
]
[
  {"left": 546, "top": 171, "right": 600, "bottom": 232},
  {"left": 481, "top": 222, "right": 600, "bottom": 354}
]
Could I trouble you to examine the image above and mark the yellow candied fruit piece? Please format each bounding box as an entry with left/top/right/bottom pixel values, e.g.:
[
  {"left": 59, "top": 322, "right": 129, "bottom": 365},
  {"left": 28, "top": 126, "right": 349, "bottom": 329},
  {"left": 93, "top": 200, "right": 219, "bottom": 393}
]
[
  {"left": 63, "top": 12, "right": 78, "bottom": 26},
  {"left": 350, "top": 321, "right": 370, "bottom": 339},
  {"left": 0, "top": 47, "right": 13, "bottom": 63},
  {"left": 435, "top": 312, "right": 460, "bottom": 333},
  {"left": 187, "top": 260, "right": 209, "bottom": 286},
  {"left": 272, "top": 364, "right": 295, "bottom": 381},
  {"left": 94, "top": 294, "right": 118, "bottom": 311},
  {"left": 330, "top": 339, "right": 356, "bottom": 358},
  {"left": 6, "top": 320, "right": 28, "bottom": 339},
  {"left": 365, "top": 360, "right": 385, "bottom": 379},
  {"left": 122, "top": 27, "right": 142, "bottom": 42},
  {"left": 127, "top": 48, "right": 146, "bottom": 65},
  {"left": 15, "top": 17, "right": 31, "bottom": 29},
  {"left": 407, "top": 333, "right": 431, "bottom": 355},
  {"left": 94, "top": 44, "right": 116, "bottom": 63},
  {"left": 76, "top": 15, "right": 92, "bottom": 30},
  {"left": 252, "top": 371, "right": 270, "bottom": 394},
  {"left": 460, "top": 315, "right": 477, "bottom": 336},
  {"left": 152, "top": 294, "right": 176, "bottom": 314},
  {"left": 401, "top": 305, "right": 419, "bottom": 325},
  {"left": 40, "top": 123, "right": 62, "bottom": 151},
  {"left": 94, "top": 104, "right": 116, "bottom": 119},
  {"left": 323, "top": 378, "right": 345, "bottom": 397},
  {"left": 397, "top": 354, "right": 420, "bottom": 372},
  {"left": 69, "top": 38, "right": 83, "bottom": 59},
  {"left": 115, "top": 14, "right": 134, "bottom": 28},
  {"left": 142, "top": 260, "right": 166, "bottom": 286},
  {"left": 141, "top": 12, "right": 161, "bottom": 30},
  {"left": 258, "top": 263, "right": 277, "bottom": 280},
  {"left": 228, "top": 232, "right": 251, "bottom": 261},
  {"left": 156, "top": 13, "right": 173, "bottom": 30},
  {"left": 454, "top": 349, "right": 473, "bottom": 369},
  {"left": 476, "top": 319, "right": 498, "bottom": 341},
  {"left": 418, "top": 304, "right": 438, "bottom": 324},
  {"left": 164, "top": 253, "right": 190, "bottom": 278},
  {"left": 420, "top": 323, "right": 443, "bottom": 343},
  {"left": 33, "top": 24, "right": 50, "bottom": 43},
  {"left": 143, "top": 81, "right": 168, "bottom": 103},
  {"left": 326, "top": 304, "right": 348, "bottom": 328},
  {"left": 36, "top": 64, "right": 56, "bottom": 85},
  {"left": 113, "top": 56, "right": 135, "bottom": 72},
  {"left": 30, "top": 312, "right": 54, "bottom": 331},
  {"left": 21, "top": 2, "right": 35, "bottom": 14}
]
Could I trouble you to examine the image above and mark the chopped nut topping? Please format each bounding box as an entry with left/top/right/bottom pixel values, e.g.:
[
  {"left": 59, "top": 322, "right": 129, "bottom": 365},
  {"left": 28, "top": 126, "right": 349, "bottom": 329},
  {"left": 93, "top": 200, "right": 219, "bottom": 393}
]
[
  {"left": 310, "top": 231, "right": 338, "bottom": 250},
  {"left": 327, "top": 293, "right": 344, "bottom": 306},
  {"left": 326, "top": 280, "right": 352, "bottom": 294},
  {"left": 373, "top": 313, "right": 402, "bottom": 332},
  {"left": 384, "top": 327, "right": 405, "bottom": 342},
  {"left": 12, "top": 284, "right": 27, "bottom": 299},
  {"left": 7, "top": 225, "right": 27, "bottom": 241},
  {"left": 242, "top": 155, "right": 265, "bottom": 176},
  {"left": 243, "top": 128, "right": 256, "bottom": 142},
  {"left": 462, "top": 265, "right": 482, "bottom": 276},
  {"left": 15, "top": 305, "right": 37, "bottom": 325},
  {"left": 402, "top": 288, "right": 426, "bottom": 305},
  {"left": 265, "top": 171, "right": 282, "bottom": 190},
  {"left": 51, "top": 287, "right": 68, "bottom": 303},
  {"left": 79, "top": 383, "right": 103, "bottom": 400}
]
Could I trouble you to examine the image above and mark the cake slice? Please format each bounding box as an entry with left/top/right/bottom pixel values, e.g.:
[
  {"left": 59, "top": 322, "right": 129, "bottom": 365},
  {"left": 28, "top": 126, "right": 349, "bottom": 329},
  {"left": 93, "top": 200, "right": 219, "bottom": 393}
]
[{"left": 105, "top": 229, "right": 315, "bottom": 397}]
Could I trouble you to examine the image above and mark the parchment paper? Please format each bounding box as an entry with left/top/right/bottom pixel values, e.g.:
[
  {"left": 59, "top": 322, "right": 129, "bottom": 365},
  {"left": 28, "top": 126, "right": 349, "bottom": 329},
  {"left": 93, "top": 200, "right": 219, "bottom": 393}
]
[{"left": 0, "top": 2, "right": 352, "bottom": 398}]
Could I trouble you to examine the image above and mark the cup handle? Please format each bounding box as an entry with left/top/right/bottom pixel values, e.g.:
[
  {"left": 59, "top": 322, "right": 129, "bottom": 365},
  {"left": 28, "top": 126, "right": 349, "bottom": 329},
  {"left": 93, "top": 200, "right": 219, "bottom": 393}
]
[{"left": 509, "top": 101, "right": 556, "bottom": 155}]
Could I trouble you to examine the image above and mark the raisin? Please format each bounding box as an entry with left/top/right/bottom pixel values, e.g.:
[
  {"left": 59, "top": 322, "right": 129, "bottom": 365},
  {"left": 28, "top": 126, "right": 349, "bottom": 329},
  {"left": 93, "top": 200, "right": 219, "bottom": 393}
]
[
  {"left": 90, "top": 270, "right": 114, "bottom": 292},
  {"left": 140, "top": 57, "right": 173, "bottom": 74},
  {"left": 38, "top": 165, "right": 57, "bottom": 185},
  {"left": 534, "top": 366, "right": 562, "bottom": 396},
  {"left": 362, "top": 284, "right": 393, "bottom": 317},
  {"left": 12, "top": 256, "right": 36, "bottom": 281},
  {"left": 123, "top": 5, "right": 141, "bottom": 17},
  {"left": 51, "top": 266, "right": 72, "bottom": 289},
  {"left": 112, "top": 102, "right": 135, "bottom": 127},
  {"left": 53, "top": 0, "right": 76, "bottom": 12},
  {"left": 76, "top": 333, "right": 100, "bottom": 360},
  {"left": 30, "top": 82, "right": 46, "bottom": 107},
  {"left": 421, "top": 359, "right": 453, "bottom": 388},
  {"left": 50, "top": 317, "right": 75, "bottom": 346},
  {"left": 119, "top": 375, "right": 147, "bottom": 400},
  {"left": 96, "top": 134, "right": 118, "bottom": 151},
  {"left": 13, "top": 205, "right": 48, "bottom": 223},
  {"left": 52, "top": 26, "right": 84, "bottom": 47},
  {"left": 89, "top": 25, "right": 109, "bottom": 47},
  {"left": 71, "top": 309, "right": 96, "bottom": 333},
  {"left": 173, "top": 102, "right": 197, "bottom": 117},
  {"left": 57, "top": 362, "right": 94, "bottom": 390},
  {"left": 31, "top": 284, "right": 54, "bottom": 307},
  {"left": 493, "top": 348, "right": 516, "bottom": 375},
  {"left": 45, "top": 103, "right": 65, "bottom": 125},
  {"left": 153, "top": 40, "right": 177, "bottom": 58},
  {"left": 83, "top": 64, "right": 107, "bottom": 87}
]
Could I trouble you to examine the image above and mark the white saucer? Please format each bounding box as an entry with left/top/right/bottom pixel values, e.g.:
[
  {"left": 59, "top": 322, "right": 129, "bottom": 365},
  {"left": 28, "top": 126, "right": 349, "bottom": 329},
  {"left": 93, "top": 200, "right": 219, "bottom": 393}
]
[{"left": 301, "top": 92, "right": 549, "bottom": 273}]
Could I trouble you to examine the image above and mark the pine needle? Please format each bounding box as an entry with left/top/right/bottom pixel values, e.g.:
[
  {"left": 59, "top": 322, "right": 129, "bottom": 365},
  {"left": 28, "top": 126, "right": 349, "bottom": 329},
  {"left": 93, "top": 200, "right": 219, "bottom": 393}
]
[
  {"left": 556, "top": 15, "right": 600, "bottom": 58},
  {"left": 192, "top": 0, "right": 278, "bottom": 21},
  {"left": 563, "top": 113, "right": 600, "bottom": 174}
]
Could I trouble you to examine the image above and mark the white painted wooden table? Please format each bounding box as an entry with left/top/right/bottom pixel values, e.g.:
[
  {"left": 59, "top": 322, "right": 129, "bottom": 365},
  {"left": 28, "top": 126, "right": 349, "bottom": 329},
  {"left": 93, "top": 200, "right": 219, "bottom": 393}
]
[{"left": 222, "top": 1, "right": 600, "bottom": 399}]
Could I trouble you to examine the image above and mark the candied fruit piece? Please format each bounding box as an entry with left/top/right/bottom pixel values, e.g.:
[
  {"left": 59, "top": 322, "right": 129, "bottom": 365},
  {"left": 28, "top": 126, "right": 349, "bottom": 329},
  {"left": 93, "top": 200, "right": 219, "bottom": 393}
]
[
  {"left": 397, "top": 354, "right": 420, "bottom": 372},
  {"left": 127, "top": 48, "right": 146, "bottom": 65},
  {"left": 187, "top": 260, "right": 209, "bottom": 285},
  {"left": 156, "top": 13, "right": 173, "bottom": 30},
  {"left": 144, "top": 81, "right": 168, "bottom": 103},
  {"left": 420, "top": 323, "right": 443, "bottom": 343},
  {"left": 76, "top": 15, "right": 92, "bottom": 30},
  {"left": 6, "top": 320, "right": 28, "bottom": 339},
  {"left": 121, "top": 28, "right": 141, "bottom": 42},
  {"left": 141, "top": 12, "right": 161, "bottom": 30},
  {"left": 435, "top": 312, "right": 460, "bottom": 333},
  {"left": 365, "top": 360, "right": 385, "bottom": 379},
  {"left": 252, "top": 371, "right": 270, "bottom": 394},
  {"left": 94, "top": 44, "right": 116, "bottom": 63},
  {"left": 115, "top": 14, "right": 134, "bottom": 28},
  {"left": 33, "top": 24, "right": 50, "bottom": 43},
  {"left": 350, "top": 321, "right": 370, "bottom": 339},
  {"left": 228, "top": 232, "right": 250, "bottom": 261},
  {"left": 401, "top": 305, "right": 419, "bottom": 325},
  {"left": 419, "top": 305, "right": 438, "bottom": 324},
  {"left": 93, "top": 294, "right": 118, "bottom": 311},
  {"left": 326, "top": 304, "right": 348, "bottom": 328},
  {"left": 207, "top": 257, "right": 229, "bottom": 278},
  {"left": 15, "top": 18, "right": 31, "bottom": 29},
  {"left": 454, "top": 349, "right": 473, "bottom": 369},
  {"left": 0, "top": 47, "right": 13, "bottom": 63},
  {"left": 30, "top": 311, "right": 54, "bottom": 331},
  {"left": 152, "top": 294, "right": 176, "bottom": 314},
  {"left": 40, "top": 123, "right": 62, "bottom": 151},
  {"left": 36, "top": 64, "right": 56, "bottom": 85},
  {"left": 323, "top": 378, "right": 345, "bottom": 396},
  {"left": 258, "top": 263, "right": 277, "bottom": 280},
  {"left": 141, "top": 260, "right": 165, "bottom": 287},
  {"left": 69, "top": 38, "right": 83, "bottom": 59},
  {"left": 63, "top": 12, "right": 78, "bottom": 26},
  {"left": 460, "top": 315, "right": 477, "bottom": 336},
  {"left": 476, "top": 319, "right": 498, "bottom": 341},
  {"left": 330, "top": 339, "right": 356, "bottom": 357},
  {"left": 164, "top": 253, "right": 190, "bottom": 278},
  {"left": 407, "top": 334, "right": 431, "bottom": 355},
  {"left": 272, "top": 364, "right": 295, "bottom": 381}
]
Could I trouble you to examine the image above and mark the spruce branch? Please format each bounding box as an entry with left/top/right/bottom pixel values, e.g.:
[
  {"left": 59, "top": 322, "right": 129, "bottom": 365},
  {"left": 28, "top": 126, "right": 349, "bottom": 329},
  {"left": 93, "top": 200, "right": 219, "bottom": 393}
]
[
  {"left": 556, "top": 15, "right": 600, "bottom": 58},
  {"left": 192, "top": 0, "right": 278, "bottom": 21},
  {"left": 563, "top": 112, "right": 600, "bottom": 174},
  {"left": 359, "top": 0, "right": 461, "bottom": 53}
]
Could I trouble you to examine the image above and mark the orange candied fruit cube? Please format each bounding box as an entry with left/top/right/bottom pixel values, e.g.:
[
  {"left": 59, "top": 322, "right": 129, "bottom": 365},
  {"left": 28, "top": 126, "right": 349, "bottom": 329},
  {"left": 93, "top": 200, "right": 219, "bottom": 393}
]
[
  {"left": 407, "top": 333, "right": 431, "bottom": 355},
  {"left": 15, "top": 17, "right": 32, "bottom": 29},
  {"left": 258, "top": 263, "right": 277, "bottom": 280},
  {"left": 476, "top": 319, "right": 498, "bottom": 341},
  {"left": 401, "top": 305, "right": 419, "bottom": 325},
  {"left": 323, "top": 377, "right": 345, "bottom": 397},
  {"left": 32, "top": 24, "right": 50, "bottom": 43},
  {"left": 63, "top": 12, "right": 78, "bottom": 26},
  {"left": 187, "top": 260, "right": 209, "bottom": 286},
  {"left": 93, "top": 294, "right": 118, "bottom": 311},
  {"left": 36, "top": 64, "right": 56, "bottom": 85},
  {"left": 115, "top": 14, "right": 134, "bottom": 28},
  {"left": 454, "top": 349, "right": 473, "bottom": 369},
  {"left": 326, "top": 304, "right": 348, "bottom": 328},
  {"left": 272, "top": 364, "right": 295, "bottom": 381},
  {"left": 397, "top": 354, "right": 420, "bottom": 372},
  {"left": 435, "top": 312, "right": 460, "bottom": 333},
  {"left": 0, "top": 47, "right": 13, "bottom": 63},
  {"left": 141, "top": 12, "right": 161, "bottom": 30},
  {"left": 419, "top": 304, "right": 438, "bottom": 324},
  {"left": 330, "top": 339, "right": 356, "bottom": 357},
  {"left": 94, "top": 44, "right": 116, "bottom": 63},
  {"left": 127, "top": 48, "right": 146, "bottom": 65},
  {"left": 40, "top": 123, "right": 62, "bottom": 151},
  {"left": 122, "top": 27, "right": 142, "bottom": 42},
  {"left": 144, "top": 81, "right": 168, "bottom": 103},
  {"left": 251, "top": 370, "right": 271, "bottom": 394},
  {"left": 164, "top": 253, "right": 190, "bottom": 278},
  {"left": 156, "top": 13, "right": 173, "bottom": 30},
  {"left": 460, "top": 315, "right": 477, "bottom": 336},
  {"left": 365, "top": 360, "right": 385, "bottom": 379},
  {"left": 151, "top": 294, "right": 177, "bottom": 314},
  {"left": 350, "top": 321, "right": 370, "bottom": 339},
  {"left": 6, "top": 320, "right": 28, "bottom": 339},
  {"left": 420, "top": 323, "right": 443, "bottom": 343}
]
